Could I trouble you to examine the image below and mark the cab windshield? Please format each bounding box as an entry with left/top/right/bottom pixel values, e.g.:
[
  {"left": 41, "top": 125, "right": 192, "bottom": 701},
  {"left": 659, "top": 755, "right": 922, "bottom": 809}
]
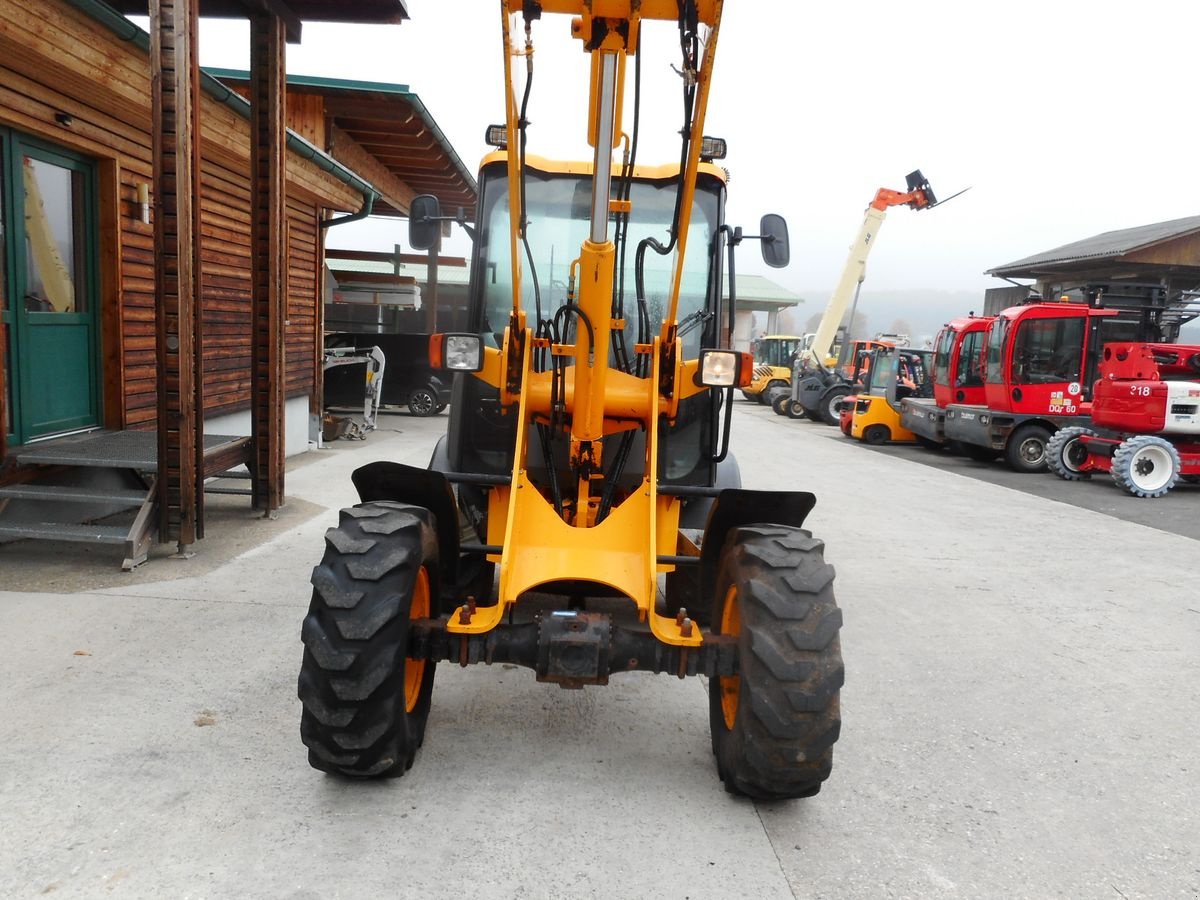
[
  {"left": 471, "top": 164, "right": 723, "bottom": 363},
  {"left": 755, "top": 338, "right": 800, "bottom": 367}
]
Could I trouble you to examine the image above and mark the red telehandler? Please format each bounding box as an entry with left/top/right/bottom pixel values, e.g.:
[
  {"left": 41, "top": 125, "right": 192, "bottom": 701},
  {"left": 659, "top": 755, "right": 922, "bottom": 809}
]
[
  {"left": 899, "top": 314, "right": 992, "bottom": 450},
  {"left": 1047, "top": 342, "right": 1200, "bottom": 496},
  {"left": 943, "top": 284, "right": 1169, "bottom": 472}
]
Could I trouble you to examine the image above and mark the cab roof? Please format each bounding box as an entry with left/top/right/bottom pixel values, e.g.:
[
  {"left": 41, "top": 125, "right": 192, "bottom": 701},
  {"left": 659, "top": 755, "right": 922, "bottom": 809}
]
[{"left": 478, "top": 150, "right": 728, "bottom": 184}]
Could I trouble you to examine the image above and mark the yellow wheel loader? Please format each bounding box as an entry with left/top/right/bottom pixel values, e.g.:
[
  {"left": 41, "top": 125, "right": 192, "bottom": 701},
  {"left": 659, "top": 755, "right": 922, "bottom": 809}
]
[
  {"left": 741, "top": 333, "right": 804, "bottom": 404},
  {"left": 298, "top": 0, "right": 844, "bottom": 800}
]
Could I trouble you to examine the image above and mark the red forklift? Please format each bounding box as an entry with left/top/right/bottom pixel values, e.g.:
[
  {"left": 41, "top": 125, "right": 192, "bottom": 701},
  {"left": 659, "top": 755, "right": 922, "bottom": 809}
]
[
  {"left": 943, "top": 284, "right": 1170, "bottom": 472},
  {"left": 899, "top": 314, "right": 993, "bottom": 450},
  {"left": 1046, "top": 341, "right": 1200, "bottom": 496}
]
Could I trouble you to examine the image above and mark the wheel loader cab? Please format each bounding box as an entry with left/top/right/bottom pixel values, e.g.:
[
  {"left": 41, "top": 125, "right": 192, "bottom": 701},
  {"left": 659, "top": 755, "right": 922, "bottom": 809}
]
[{"left": 446, "top": 155, "right": 728, "bottom": 491}]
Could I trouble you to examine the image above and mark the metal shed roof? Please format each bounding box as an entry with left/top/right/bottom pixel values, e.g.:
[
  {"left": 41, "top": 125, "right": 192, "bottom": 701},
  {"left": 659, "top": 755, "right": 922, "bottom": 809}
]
[
  {"left": 988, "top": 215, "right": 1200, "bottom": 278},
  {"left": 731, "top": 273, "right": 803, "bottom": 309},
  {"left": 207, "top": 69, "right": 477, "bottom": 218}
]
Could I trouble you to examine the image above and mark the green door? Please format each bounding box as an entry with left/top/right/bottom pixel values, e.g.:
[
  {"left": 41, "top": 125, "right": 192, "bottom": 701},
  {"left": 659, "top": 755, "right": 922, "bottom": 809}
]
[{"left": 1, "top": 131, "right": 100, "bottom": 445}]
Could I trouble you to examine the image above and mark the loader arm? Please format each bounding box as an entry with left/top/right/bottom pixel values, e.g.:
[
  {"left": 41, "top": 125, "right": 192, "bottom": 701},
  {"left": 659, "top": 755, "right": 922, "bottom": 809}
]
[{"left": 434, "top": 0, "right": 729, "bottom": 647}]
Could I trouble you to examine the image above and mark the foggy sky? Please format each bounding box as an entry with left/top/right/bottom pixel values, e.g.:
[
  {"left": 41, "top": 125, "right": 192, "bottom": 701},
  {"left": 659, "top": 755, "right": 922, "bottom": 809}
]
[{"left": 188, "top": 0, "right": 1200, "bottom": 303}]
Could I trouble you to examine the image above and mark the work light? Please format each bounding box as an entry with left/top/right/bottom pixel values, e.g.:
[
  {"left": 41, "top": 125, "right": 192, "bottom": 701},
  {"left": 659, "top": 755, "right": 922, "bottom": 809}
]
[
  {"left": 485, "top": 125, "right": 508, "bottom": 148},
  {"left": 430, "top": 333, "right": 485, "bottom": 372},
  {"left": 697, "top": 349, "right": 751, "bottom": 387},
  {"left": 699, "top": 136, "right": 727, "bottom": 160}
]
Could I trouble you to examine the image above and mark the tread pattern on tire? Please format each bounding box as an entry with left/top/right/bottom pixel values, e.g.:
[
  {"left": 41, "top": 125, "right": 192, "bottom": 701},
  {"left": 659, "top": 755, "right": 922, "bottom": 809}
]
[
  {"left": 298, "top": 502, "right": 438, "bottom": 778},
  {"left": 710, "top": 525, "right": 843, "bottom": 800},
  {"left": 1045, "top": 425, "right": 1096, "bottom": 481},
  {"left": 1111, "top": 434, "right": 1181, "bottom": 498}
]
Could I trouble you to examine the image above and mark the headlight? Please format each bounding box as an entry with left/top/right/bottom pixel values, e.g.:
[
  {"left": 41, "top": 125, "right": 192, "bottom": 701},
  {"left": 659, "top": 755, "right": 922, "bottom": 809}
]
[
  {"left": 430, "top": 333, "right": 484, "bottom": 372},
  {"left": 696, "top": 349, "right": 752, "bottom": 387}
]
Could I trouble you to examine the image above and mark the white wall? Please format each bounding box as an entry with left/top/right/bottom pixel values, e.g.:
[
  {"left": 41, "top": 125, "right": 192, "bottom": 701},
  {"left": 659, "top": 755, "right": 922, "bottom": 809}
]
[
  {"left": 733, "top": 310, "right": 755, "bottom": 352},
  {"left": 204, "top": 396, "right": 312, "bottom": 459}
]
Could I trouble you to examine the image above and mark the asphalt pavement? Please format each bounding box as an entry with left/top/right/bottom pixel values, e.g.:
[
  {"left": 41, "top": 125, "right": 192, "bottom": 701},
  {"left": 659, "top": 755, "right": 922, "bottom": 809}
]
[{"left": 1, "top": 403, "right": 1197, "bottom": 899}]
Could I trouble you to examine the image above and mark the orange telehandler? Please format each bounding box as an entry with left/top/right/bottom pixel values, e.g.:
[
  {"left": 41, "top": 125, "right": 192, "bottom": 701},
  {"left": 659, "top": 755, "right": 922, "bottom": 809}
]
[{"left": 297, "top": 1, "right": 844, "bottom": 800}]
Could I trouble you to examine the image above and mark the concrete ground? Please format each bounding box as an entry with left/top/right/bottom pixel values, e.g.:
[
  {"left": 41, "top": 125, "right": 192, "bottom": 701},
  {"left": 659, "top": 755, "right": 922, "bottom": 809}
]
[{"left": 1, "top": 403, "right": 1197, "bottom": 899}]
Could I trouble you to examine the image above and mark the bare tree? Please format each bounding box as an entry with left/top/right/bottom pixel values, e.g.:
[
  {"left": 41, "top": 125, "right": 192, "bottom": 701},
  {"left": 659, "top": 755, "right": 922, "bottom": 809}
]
[{"left": 845, "top": 311, "right": 869, "bottom": 340}]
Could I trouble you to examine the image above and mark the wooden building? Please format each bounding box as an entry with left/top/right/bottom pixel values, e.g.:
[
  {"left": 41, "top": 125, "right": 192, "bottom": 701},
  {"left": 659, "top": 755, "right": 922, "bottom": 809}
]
[{"left": 0, "top": 0, "right": 475, "bottom": 565}]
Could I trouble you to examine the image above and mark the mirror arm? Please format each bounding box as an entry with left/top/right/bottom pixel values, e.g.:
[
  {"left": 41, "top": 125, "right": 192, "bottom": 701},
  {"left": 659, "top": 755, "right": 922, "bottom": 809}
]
[
  {"left": 412, "top": 211, "right": 477, "bottom": 243},
  {"left": 456, "top": 208, "right": 477, "bottom": 242}
]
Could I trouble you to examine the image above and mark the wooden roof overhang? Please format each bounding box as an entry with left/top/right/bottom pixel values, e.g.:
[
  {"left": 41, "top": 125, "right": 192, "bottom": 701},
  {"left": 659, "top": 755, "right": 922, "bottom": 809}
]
[
  {"left": 988, "top": 216, "right": 1200, "bottom": 286},
  {"left": 106, "top": 0, "right": 409, "bottom": 42},
  {"left": 206, "top": 70, "right": 478, "bottom": 218}
]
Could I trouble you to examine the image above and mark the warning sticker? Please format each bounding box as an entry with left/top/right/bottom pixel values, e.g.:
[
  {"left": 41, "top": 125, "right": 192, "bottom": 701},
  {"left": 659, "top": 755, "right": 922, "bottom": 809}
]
[{"left": 1048, "top": 391, "right": 1078, "bottom": 415}]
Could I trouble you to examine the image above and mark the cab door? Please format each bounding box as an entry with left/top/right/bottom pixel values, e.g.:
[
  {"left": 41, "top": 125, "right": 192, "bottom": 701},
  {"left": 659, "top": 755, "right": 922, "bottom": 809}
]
[
  {"left": 1, "top": 131, "right": 100, "bottom": 444},
  {"left": 1006, "top": 313, "right": 1086, "bottom": 415}
]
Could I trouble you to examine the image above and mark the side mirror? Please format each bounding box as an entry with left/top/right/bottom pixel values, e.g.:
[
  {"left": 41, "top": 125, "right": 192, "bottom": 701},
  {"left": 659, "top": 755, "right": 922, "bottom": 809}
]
[
  {"left": 759, "top": 213, "right": 790, "bottom": 268},
  {"left": 408, "top": 194, "right": 442, "bottom": 251}
]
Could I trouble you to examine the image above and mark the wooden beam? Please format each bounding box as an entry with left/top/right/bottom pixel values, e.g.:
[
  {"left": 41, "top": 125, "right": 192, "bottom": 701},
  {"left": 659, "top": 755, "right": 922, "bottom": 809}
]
[
  {"left": 249, "top": 12, "right": 287, "bottom": 512},
  {"left": 326, "top": 248, "right": 468, "bottom": 267},
  {"left": 230, "top": 0, "right": 302, "bottom": 43},
  {"left": 327, "top": 124, "right": 415, "bottom": 215},
  {"left": 151, "top": 0, "right": 203, "bottom": 549},
  {"left": 313, "top": 213, "right": 325, "bottom": 423}
]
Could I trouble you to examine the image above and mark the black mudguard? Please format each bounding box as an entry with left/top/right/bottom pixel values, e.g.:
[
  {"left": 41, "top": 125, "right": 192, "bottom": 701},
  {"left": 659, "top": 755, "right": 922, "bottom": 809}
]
[
  {"left": 351, "top": 461, "right": 460, "bottom": 588},
  {"left": 797, "top": 374, "right": 833, "bottom": 414},
  {"left": 700, "top": 488, "right": 817, "bottom": 587}
]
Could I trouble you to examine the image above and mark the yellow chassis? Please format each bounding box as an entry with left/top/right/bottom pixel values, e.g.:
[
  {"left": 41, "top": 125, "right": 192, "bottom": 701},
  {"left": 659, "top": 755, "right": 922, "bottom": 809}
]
[{"left": 850, "top": 394, "right": 918, "bottom": 443}]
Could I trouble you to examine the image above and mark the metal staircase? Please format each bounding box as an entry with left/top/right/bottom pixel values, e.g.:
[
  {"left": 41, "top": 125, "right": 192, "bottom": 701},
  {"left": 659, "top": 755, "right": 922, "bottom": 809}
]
[{"left": 0, "top": 429, "right": 251, "bottom": 569}]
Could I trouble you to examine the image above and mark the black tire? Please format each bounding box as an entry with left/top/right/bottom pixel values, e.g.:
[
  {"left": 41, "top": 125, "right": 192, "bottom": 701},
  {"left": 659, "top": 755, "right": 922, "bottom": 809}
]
[
  {"left": 298, "top": 502, "right": 439, "bottom": 778},
  {"left": 436, "top": 403, "right": 448, "bottom": 413},
  {"left": 1111, "top": 435, "right": 1181, "bottom": 498},
  {"left": 1045, "top": 426, "right": 1096, "bottom": 481},
  {"left": 771, "top": 393, "right": 792, "bottom": 416},
  {"left": 740, "top": 390, "right": 756, "bottom": 402},
  {"left": 762, "top": 382, "right": 788, "bottom": 407},
  {"left": 862, "top": 424, "right": 890, "bottom": 445},
  {"left": 818, "top": 387, "right": 850, "bottom": 426},
  {"left": 709, "top": 525, "right": 843, "bottom": 800},
  {"left": 408, "top": 386, "right": 438, "bottom": 417},
  {"left": 786, "top": 400, "right": 807, "bottom": 420},
  {"left": 1004, "top": 423, "right": 1052, "bottom": 473}
]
